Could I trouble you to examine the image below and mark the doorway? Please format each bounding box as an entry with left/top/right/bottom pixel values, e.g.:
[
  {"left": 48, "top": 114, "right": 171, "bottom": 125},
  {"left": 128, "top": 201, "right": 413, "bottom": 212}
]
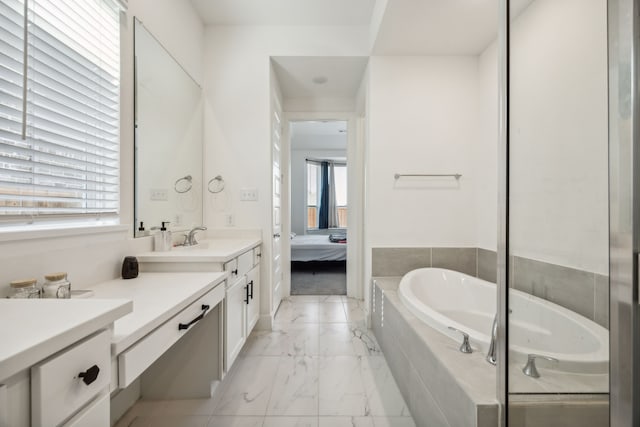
[{"left": 288, "top": 120, "right": 348, "bottom": 295}]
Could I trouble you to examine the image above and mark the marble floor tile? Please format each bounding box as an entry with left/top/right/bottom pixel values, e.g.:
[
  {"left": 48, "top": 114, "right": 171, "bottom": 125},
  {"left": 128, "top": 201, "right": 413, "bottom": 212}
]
[
  {"left": 372, "top": 417, "right": 417, "bottom": 427},
  {"left": 241, "top": 328, "right": 291, "bottom": 357},
  {"left": 319, "top": 356, "right": 369, "bottom": 416},
  {"left": 114, "top": 293, "right": 415, "bottom": 427},
  {"left": 267, "top": 356, "right": 319, "bottom": 416},
  {"left": 360, "top": 357, "right": 411, "bottom": 417},
  {"left": 345, "top": 300, "right": 366, "bottom": 324},
  {"left": 275, "top": 302, "right": 320, "bottom": 324},
  {"left": 319, "top": 295, "right": 346, "bottom": 303},
  {"left": 319, "top": 323, "right": 357, "bottom": 356},
  {"left": 130, "top": 415, "right": 211, "bottom": 427},
  {"left": 208, "top": 416, "right": 264, "bottom": 427},
  {"left": 161, "top": 398, "right": 218, "bottom": 416},
  {"left": 288, "top": 295, "right": 322, "bottom": 303},
  {"left": 263, "top": 416, "right": 319, "bottom": 427},
  {"left": 318, "top": 302, "right": 347, "bottom": 322},
  {"left": 351, "top": 325, "right": 382, "bottom": 357},
  {"left": 319, "top": 416, "right": 375, "bottom": 427},
  {"left": 213, "top": 356, "right": 280, "bottom": 415}
]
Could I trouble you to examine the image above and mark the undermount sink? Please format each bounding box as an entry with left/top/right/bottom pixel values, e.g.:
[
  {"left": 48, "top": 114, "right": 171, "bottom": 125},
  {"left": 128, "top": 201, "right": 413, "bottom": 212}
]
[{"left": 174, "top": 242, "right": 211, "bottom": 250}]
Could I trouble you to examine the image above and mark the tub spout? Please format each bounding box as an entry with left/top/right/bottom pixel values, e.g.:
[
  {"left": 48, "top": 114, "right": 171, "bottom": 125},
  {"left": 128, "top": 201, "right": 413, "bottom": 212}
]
[{"left": 486, "top": 314, "right": 498, "bottom": 365}]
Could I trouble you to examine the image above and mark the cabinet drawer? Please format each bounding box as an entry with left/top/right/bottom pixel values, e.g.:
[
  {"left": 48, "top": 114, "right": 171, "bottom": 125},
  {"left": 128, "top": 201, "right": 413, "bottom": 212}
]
[
  {"left": 237, "top": 250, "right": 254, "bottom": 277},
  {"left": 63, "top": 391, "right": 109, "bottom": 427},
  {"left": 31, "top": 330, "right": 110, "bottom": 427},
  {"left": 224, "top": 258, "right": 238, "bottom": 282},
  {"left": 118, "top": 283, "right": 225, "bottom": 387},
  {"left": 253, "top": 246, "right": 261, "bottom": 266}
]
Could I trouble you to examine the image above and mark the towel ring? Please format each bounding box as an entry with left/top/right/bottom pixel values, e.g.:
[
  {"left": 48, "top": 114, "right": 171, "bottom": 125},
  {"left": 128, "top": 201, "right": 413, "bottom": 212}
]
[
  {"left": 208, "top": 175, "right": 225, "bottom": 194},
  {"left": 174, "top": 175, "right": 193, "bottom": 193}
]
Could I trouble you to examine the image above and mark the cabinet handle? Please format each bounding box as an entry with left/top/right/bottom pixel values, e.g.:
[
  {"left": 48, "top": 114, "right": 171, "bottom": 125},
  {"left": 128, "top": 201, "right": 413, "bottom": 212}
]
[
  {"left": 248, "top": 280, "right": 254, "bottom": 299},
  {"left": 232, "top": 269, "right": 238, "bottom": 275},
  {"left": 178, "top": 304, "right": 211, "bottom": 331},
  {"left": 245, "top": 283, "right": 250, "bottom": 304},
  {"left": 78, "top": 365, "right": 100, "bottom": 386}
]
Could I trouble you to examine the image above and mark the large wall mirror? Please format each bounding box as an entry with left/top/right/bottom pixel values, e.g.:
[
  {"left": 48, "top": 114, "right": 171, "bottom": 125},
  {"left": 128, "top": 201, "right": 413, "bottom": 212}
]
[
  {"left": 134, "top": 19, "right": 203, "bottom": 237},
  {"left": 507, "top": 0, "right": 608, "bottom": 424}
]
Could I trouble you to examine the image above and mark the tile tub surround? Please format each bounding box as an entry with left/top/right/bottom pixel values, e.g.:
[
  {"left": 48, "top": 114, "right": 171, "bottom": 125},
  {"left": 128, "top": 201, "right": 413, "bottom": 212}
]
[
  {"left": 373, "top": 278, "right": 609, "bottom": 426},
  {"left": 372, "top": 248, "right": 608, "bottom": 328},
  {"left": 371, "top": 247, "right": 497, "bottom": 283},
  {"left": 115, "top": 296, "right": 415, "bottom": 427},
  {"left": 371, "top": 279, "right": 498, "bottom": 427},
  {"left": 511, "top": 256, "right": 609, "bottom": 329}
]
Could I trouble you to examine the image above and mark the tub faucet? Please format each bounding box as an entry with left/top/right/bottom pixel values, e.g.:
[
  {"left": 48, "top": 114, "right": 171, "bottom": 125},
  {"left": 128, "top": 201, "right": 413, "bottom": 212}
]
[
  {"left": 486, "top": 314, "right": 498, "bottom": 365},
  {"left": 185, "top": 226, "right": 207, "bottom": 246}
]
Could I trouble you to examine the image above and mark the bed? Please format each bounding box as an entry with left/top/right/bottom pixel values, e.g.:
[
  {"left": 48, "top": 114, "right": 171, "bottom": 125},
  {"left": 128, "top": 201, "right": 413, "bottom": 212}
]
[{"left": 290, "top": 234, "right": 347, "bottom": 262}]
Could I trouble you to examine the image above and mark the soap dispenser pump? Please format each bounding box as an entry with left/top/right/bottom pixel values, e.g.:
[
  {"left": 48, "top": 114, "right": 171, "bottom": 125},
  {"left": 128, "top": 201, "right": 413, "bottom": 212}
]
[{"left": 154, "top": 221, "right": 172, "bottom": 252}]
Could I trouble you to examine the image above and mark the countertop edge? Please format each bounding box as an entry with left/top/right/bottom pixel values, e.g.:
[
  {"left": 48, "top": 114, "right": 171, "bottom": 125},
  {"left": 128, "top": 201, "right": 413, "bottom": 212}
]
[
  {"left": 135, "top": 239, "right": 261, "bottom": 263},
  {"left": 0, "top": 299, "right": 132, "bottom": 382},
  {"left": 110, "top": 272, "right": 229, "bottom": 354}
]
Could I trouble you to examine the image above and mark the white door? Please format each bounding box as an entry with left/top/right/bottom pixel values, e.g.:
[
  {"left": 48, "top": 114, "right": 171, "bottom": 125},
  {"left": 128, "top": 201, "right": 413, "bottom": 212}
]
[{"left": 271, "top": 103, "right": 283, "bottom": 315}]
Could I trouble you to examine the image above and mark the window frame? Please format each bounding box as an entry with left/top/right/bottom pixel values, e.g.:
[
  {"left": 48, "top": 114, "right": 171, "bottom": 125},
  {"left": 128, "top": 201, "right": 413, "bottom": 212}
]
[
  {"left": 305, "top": 158, "right": 347, "bottom": 232},
  {"left": 0, "top": 0, "right": 124, "bottom": 235}
]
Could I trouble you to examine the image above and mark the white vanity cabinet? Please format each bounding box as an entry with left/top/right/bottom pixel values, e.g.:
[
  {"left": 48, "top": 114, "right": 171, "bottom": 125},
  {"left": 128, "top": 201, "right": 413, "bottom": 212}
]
[
  {"left": 135, "top": 239, "right": 262, "bottom": 374},
  {"left": 246, "top": 265, "right": 260, "bottom": 333},
  {"left": 0, "top": 299, "right": 131, "bottom": 427},
  {"left": 32, "top": 330, "right": 111, "bottom": 427},
  {"left": 224, "top": 276, "right": 247, "bottom": 370},
  {"left": 223, "top": 247, "right": 261, "bottom": 372}
]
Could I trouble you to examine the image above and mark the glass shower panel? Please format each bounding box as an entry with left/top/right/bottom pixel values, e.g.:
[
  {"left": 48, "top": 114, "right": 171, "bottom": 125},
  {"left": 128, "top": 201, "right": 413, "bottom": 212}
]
[{"left": 507, "top": 0, "right": 609, "bottom": 423}]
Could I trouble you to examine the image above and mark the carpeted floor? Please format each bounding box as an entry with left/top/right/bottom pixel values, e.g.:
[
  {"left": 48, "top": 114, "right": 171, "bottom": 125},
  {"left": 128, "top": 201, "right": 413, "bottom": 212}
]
[{"left": 290, "top": 261, "right": 347, "bottom": 295}]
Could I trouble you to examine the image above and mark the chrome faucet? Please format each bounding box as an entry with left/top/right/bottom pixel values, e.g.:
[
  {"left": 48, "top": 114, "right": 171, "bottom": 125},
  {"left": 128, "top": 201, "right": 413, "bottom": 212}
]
[
  {"left": 486, "top": 314, "right": 498, "bottom": 365},
  {"left": 184, "top": 226, "right": 207, "bottom": 246},
  {"left": 522, "top": 354, "right": 558, "bottom": 378}
]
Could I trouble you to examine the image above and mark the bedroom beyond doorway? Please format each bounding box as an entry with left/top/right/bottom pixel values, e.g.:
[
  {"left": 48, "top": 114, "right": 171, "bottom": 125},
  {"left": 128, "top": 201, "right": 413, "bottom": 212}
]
[{"left": 289, "top": 120, "right": 348, "bottom": 295}]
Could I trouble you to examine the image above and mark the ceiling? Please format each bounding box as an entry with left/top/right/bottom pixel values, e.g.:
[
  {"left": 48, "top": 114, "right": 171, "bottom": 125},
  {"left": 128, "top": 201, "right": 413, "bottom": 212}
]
[
  {"left": 372, "top": 0, "right": 499, "bottom": 55},
  {"left": 190, "top": 0, "right": 376, "bottom": 26},
  {"left": 271, "top": 56, "right": 368, "bottom": 100},
  {"left": 291, "top": 121, "right": 348, "bottom": 151}
]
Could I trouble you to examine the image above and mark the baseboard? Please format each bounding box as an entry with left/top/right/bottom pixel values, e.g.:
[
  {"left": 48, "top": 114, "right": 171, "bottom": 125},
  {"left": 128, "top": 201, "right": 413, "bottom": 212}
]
[{"left": 256, "top": 313, "right": 273, "bottom": 330}]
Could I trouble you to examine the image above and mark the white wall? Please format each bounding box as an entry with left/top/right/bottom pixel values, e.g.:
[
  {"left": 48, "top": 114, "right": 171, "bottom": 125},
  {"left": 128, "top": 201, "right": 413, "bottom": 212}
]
[
  {"left": 290, "top": 147, "right": 347, "bottom": 235},
  {"left": 366, "top": 56, "right": 481, "bottom": 248},
  {"left": 0, "top": 0, "right": 204, "bottom": 296},
  {"left": 509, "top": 0, "right": 608, "bottom": 274},
  {"left": 202, "top": 25, "right": 369, "bottom": 309},
  {"left": 476, "top": 42, "right": 499, "bottom": 251}
]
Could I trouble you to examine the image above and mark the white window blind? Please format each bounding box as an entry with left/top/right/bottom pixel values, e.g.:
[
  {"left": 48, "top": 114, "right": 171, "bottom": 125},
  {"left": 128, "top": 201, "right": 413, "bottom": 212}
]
[{"left": 0, "top": 0, "right": 120, "bottom": 220}]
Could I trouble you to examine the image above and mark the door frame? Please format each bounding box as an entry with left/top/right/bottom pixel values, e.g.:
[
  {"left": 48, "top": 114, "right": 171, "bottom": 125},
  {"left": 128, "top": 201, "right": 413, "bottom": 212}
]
[{"left": 282, "top": 112, "right": 363, "bottom": 299}]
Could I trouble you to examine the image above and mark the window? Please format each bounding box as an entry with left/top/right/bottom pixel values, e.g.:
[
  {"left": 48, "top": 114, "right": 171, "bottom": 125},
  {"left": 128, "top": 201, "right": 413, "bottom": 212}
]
[
  {"left": 0, "top": 0, "right": 121, "bottom": 224},
  {"left": 306, "top": 159, "right": 347, "bottom": 230}
]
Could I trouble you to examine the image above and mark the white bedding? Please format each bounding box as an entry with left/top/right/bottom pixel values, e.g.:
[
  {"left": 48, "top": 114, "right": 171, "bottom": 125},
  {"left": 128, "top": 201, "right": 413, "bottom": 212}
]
[{"left": 291, "top": 234, "right": 347, "bottom": 262}]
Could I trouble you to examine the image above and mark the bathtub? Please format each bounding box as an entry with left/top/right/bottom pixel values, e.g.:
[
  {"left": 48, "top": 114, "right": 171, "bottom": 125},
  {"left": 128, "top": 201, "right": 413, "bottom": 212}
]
[{"left": 398, "top": 268, "right": 609, "bottom": 374}]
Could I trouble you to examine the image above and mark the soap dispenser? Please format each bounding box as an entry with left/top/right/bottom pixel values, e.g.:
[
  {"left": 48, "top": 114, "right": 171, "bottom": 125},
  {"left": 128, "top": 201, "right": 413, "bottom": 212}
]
[{"left": 154, "top": 221, "right": 172, "bottom": 251}]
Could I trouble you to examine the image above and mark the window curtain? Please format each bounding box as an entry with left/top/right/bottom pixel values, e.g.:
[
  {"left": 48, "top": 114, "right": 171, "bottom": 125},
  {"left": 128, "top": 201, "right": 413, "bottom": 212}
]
[
  {"left": 328, "top": 162, "right": 338, "bottom": 228},
  {"left": 318, "top": 161, "right": 329, "bottom": 229}
]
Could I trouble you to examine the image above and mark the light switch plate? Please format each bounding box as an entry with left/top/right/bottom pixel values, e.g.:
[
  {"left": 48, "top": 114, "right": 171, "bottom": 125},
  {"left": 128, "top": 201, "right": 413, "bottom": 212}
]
[
  {"left": 240, "top": 187, "right": 258, "bottom": 201},
  {"left": 150, "top": 188, "right": 169, "bottom": 201}
]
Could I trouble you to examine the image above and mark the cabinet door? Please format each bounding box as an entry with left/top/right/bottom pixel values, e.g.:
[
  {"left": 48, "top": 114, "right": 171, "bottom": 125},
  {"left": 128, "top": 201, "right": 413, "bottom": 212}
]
[
  {"left": 246, "top": 266, "right": 260, "bottom": 335},
  {"left": 225, "top": 277, "right": 247, "bottom": 372}
]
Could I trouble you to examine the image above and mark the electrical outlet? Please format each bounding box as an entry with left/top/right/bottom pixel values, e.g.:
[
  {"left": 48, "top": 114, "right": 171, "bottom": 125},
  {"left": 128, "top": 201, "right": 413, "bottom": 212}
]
[
  {"left": 225, "top": 214, "right": 235, "bottom": 226},
  {"left": 240, "top": 187, "right": 258, "bottom": 201},
  {"left": 150, "top": 188, "right": 168, "bottom": 201}
]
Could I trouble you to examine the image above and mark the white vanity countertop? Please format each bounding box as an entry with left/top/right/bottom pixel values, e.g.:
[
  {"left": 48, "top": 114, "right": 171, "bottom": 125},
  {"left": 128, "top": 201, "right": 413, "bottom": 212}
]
[
  {"left": 135, "top": 238, "right": 261, "bottom": 263},
  {"left": 0, "top": 298, "right": 132, "bottom": 381},
  {"left": 87, "top": 272, "right": 228, "bottom": 354}
]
